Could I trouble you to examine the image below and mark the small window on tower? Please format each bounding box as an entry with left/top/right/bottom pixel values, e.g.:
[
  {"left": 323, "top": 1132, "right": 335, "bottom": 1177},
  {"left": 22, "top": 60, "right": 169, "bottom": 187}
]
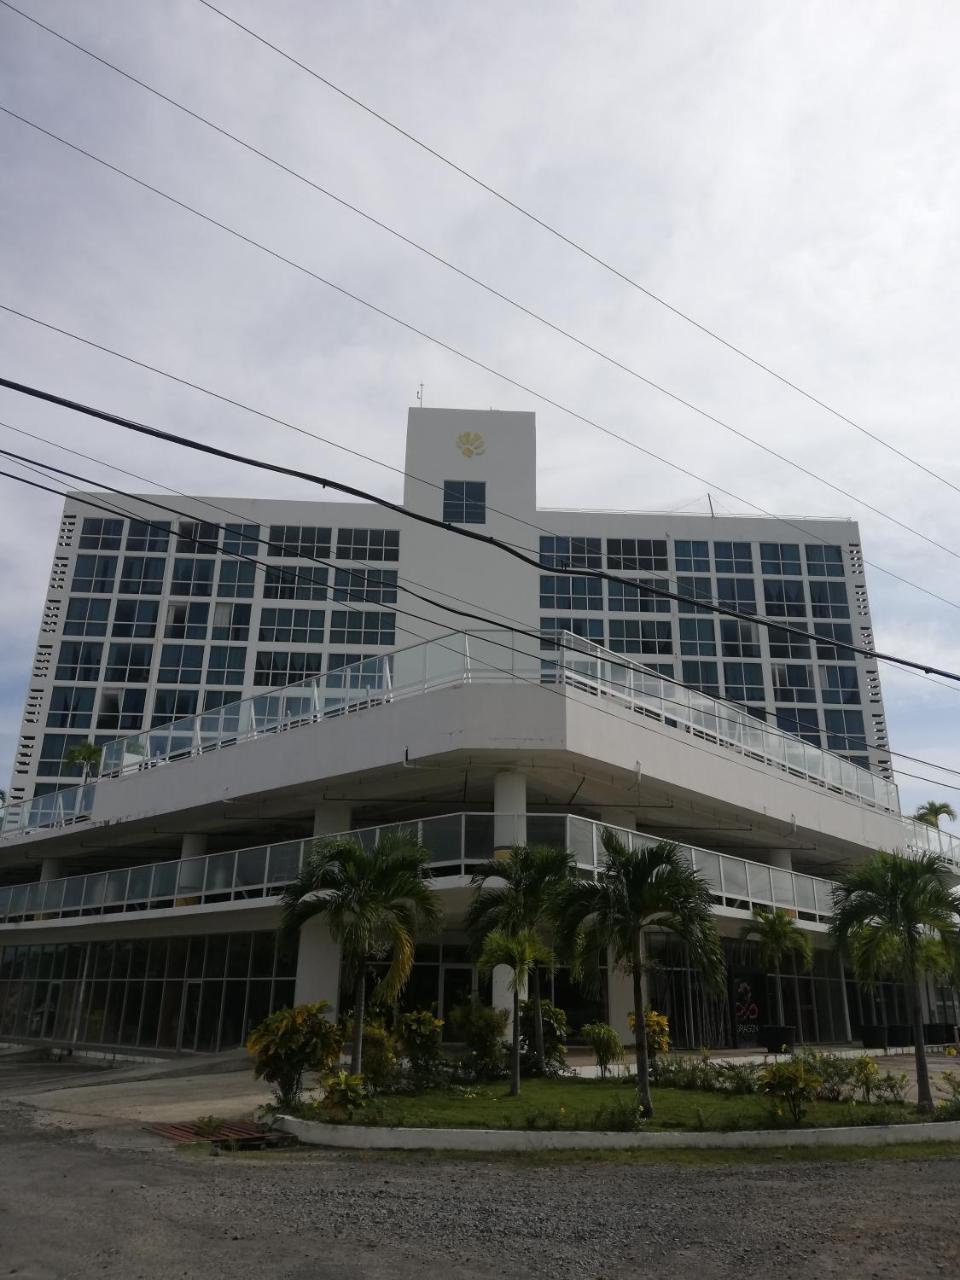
[{"left": 443, "top": 481, "right": 486, "bottom": 524}]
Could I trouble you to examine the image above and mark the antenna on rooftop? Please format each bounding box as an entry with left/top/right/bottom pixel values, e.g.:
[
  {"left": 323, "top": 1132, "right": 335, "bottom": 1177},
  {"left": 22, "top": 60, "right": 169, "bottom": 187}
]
[
  {"left": 416, "top": 382, "right": 424, "bottom": 407},
  {"left": 707, "top": 492, "right": 715, "bottom": 518}
]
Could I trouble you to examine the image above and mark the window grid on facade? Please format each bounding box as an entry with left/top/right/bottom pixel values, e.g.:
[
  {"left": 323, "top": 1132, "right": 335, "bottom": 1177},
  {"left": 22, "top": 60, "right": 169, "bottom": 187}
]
[
  {"left": 97, "top": 688, "right": 146, "bottom": 732},
  {"left": 72, "top": 555, "right": 117, "bottom": 594},
  {"left": 819, "top": 664, "right": 860, "bottom": 704},
  {"left": 539, "top": 617, "right": 605, "bottom": 649},
  {"left": 126, "top": 520, "right": 170, "bottom": 553},
  {"left": 56, "top": 641, "right": 102, "bottom": 683},
  {"left": 212, "top": 602, "right": 251, "bottom": 641},
  {"left": 539, "top": 575, "right": 603, "bottom": 612},
  {"left": 723, "top": 662, "right": 765, "bottom": 703},
  {"left": 442, "top": 481, "right": 486, "bottom": 524},
  {"left": 152, "top": 689, "right": 199, "bottom": 726},
  {"left": 760, "top": 542, "right": 802, "bottom": 575},
  {"left": 681, "top": 660, "right": 720, "bottom": 697},
  {"left": 805, "top": 545, "right": 844, "bottom": 577},
  {"left": 267, "top": 525, "right": 331, "bottom": 559},
  {"left": 206, "top": 646, "right": 247, "bottom": 686},
  {"left": 112, "top": 600, "right": 159, "bottom": 638},
  {"left": 328, "top": 611, "right": 396, "bottom": 647},
  {"left": 335, "top": 529, "right": 399, "bottom": 561},
  {"left": 716, "top": 577, "right": 757, "bottom": 611},
  {"left": 176, "top": 520, "right": 219, "bottom": 554},
  {"left": 809, "top": 580, "right": 849, "bottom": 618},
  {"left": 777, "top": 707, "right": 821, "bottom": 745},
  {"left": 720, "top": 619, "right": 760, "bottom": 658},
  {"left": 118, "top": 556, "right": 166, "bottom": 596},
  {"left": 607, "top": 539, "right": 667, "bottom": 571},
  {"left": 714, "top": 541, "right": 753, "bottom": 574},
  {"left": 676, "top": 576, "right": 713, "bottom": 614},
  {"left": 258, "top": 608, "right": 325, "bottom": 644},
  {"left": 222, "top": 524, "right": 261, "bottom": 557},
  {"left": 813, "top": 622, "right": 855, "bottom": 659},
  {"left": 767, "top": 627, "right": 811, "bottom": 660},
  {"left": 608, "top": 620, "right": 672, "bottom": 655},
  {"left": 607, "top": 579, "right": 671, "bottom": 614},
  {"left": 156, "top": 644, "right": 204, "bottom": 685},
  {"left": 164, "top": 602, "right": 209, "bottom": 640},
  {"left": 772, "top": 663, "right": 816, "bottom": 703},
  {"left": 538, "top": 537, "right": 603, "bottom": 569},
  {"left": 679, "top": 619, "right": 716, "bottom": 656},
  {"left": 253, "top": 651, "right": 324, "bottom": 687},
  {"left": 170, "top": 559, "right": 215, "bottom": 598},
  {"left": 105, "top": 643, "right": 154, "bottom": 684},
  {"left": 263, "top": 566, "right": 328, "bottom": 601},
  {"left": 763, "top": 578, "right": 806, "bottom": 617},
  {"left": 47, "top": 687, "right": 95, "bottom": 730},
  {"left": 824, "top": 708, "right": 866, "bottom": 754},
  {"left": 217, "top": 560, "right": 257, "bottom": 599},
  {"left": 332, "top": 568, "right": 398, "bottom": 604},
  {"left": 674, "top": 540, "right": 710, "bottom": 573},
  {"left": 63, "top": 598, "right": 110, "bottom": 637},
  {"left": 79, "top": 518, "right": 124, "bottom": 551}
]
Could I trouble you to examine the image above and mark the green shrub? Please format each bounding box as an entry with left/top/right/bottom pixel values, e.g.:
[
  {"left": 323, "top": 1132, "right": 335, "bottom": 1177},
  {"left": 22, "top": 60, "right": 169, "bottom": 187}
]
[
  {"left": 795, "top": 1050, "right": 855, "bottom": 1102},
  {"left": 851, "top": 1055, "right": 881, "bottom": 1103},
  {"left": 317, "top": 1070, "right": 371, "bottom": 1120},
  {"left": 760, "top": 1059, "right": 821, "bottom": 1124},
  {"left": 519, "top": 998, "right": 568, "bottom": 1077},
  {"left": 357, "top": 1021, "right": 400, "bottom": 1090},
  {"left": 246, "top": 1003, "right": 343, "bottom": 1111},
  {"left": 447, "top": 1001, "right": 509, "bottom": 1080},
  {"left": 875, "top": 1070, "right": 908, "bottom": 1105},
  {"left": 649, "top": 1052, "right": 720, "bottom": 1091},
  {"left": 581, "top": 1021, "right": 624, "bottom": 1080},
  {"left": 397, "top": 1009, "right": 445, "bottom": 1086},
  {"left": 627, "top": 1008, "right": 670, "bottom": 1056},
  {"left": 715, "top": 1061, "right": 762, "bottom": 1095},
  {"left": 588, "top": 1098, "right": 647, "bottom": 1132}
]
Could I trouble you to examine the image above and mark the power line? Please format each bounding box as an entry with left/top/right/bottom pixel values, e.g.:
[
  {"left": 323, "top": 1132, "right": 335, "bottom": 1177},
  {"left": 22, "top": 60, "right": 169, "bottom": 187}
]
[
  {"left": 190, "top": 0, "right": 960, "bottom": 506},
  {"left": 0, "top": 461, "right": 922, "bottom": 814},
  {"left": 4, "top": 374, "right": 959, "bottom": 688},
  {"left": 3, "top": 3, "right": 958, "bottom": 567}
]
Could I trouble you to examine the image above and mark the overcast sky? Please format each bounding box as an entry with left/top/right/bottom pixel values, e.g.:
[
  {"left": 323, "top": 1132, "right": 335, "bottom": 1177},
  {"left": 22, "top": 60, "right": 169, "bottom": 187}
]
[{"left": 1, "top": 0, "right": 959, "bottom": 823}]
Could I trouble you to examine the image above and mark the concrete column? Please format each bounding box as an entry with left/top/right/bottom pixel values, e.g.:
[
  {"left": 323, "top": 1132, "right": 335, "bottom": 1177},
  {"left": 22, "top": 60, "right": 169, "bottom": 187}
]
[
  {"left": 40, "top": 858, "right": 62, "bottom": 881},
  {"left": 607, "top": 955, "right": 634, "bottom": 1043},
  {"left": 180, "top": 832, "right": 208, "bottom": 859},
  {"left": 493, "top": 770, "right": 526, "bottom": 852},
  {"left": 312, "top": 803, "right": 352, "bottom": 840},
  {"left": 294, "top": 916, "right": 342, "bottom": 1016},
  {"left": 768, "top": 849, "right": 793, "bottom": 871}
]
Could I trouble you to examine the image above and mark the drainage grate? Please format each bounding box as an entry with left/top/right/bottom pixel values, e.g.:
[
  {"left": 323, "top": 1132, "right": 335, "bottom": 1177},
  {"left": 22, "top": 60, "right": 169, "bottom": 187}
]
[{"left": 146, "top": 1119, "right": 266, "bottom": 1143}]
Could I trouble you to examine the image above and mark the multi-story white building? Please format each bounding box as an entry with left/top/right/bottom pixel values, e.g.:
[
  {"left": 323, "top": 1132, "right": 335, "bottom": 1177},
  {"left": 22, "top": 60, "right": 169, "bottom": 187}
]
[{"left": 0, "top": 408, "right": 956, "bottom": 1058}]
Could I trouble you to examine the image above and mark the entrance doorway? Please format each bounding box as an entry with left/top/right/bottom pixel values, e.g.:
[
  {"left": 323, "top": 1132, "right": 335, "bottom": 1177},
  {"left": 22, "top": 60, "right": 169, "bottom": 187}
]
[{"left": 440, "top": 965, "right": 474, "bottom": 1038}]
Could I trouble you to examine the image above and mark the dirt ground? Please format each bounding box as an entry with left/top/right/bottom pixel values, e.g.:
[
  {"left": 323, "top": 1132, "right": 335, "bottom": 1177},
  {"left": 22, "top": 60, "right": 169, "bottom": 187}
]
[{"left": 2, "top": 1053, "right": 960, "bottom": 1279}]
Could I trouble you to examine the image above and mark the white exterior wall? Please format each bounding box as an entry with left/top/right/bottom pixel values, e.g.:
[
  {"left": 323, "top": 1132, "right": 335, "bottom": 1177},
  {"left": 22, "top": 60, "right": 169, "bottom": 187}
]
[{"left": 7, "top": 406, "right": 891, "bottom": 818}]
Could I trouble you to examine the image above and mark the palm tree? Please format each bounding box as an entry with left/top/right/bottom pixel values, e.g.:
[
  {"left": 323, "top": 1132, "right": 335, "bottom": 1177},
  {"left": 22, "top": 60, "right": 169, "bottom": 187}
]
[
  {"left": 63, "top": 742, "right": 102, "bottom": 783},
  {"left": 740, "top": 907, "right": 813, "bottom": 1038},
  {"left": 555, "top": 832, "right": 724, "bottom": 1117},
  {"left": 281, "top": 832, "right": 441, "bottom": 1075},
  {"left": 477, "top": 928, "right": 550, "bottom": 1097},
  {"left": 913, "top": 801, "right": 957, "bottom": 829},
  {"left": 831, "top": 850, "right": 960, "bottom": 1112},
  {"left": 466, "top": 844, "right": 575, "bottom": 1073}
]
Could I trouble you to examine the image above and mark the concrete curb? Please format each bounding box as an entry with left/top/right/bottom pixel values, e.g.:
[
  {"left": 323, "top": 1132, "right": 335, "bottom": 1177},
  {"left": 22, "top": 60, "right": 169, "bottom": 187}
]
[{"left": 275, "top": 1113, "right": 960, "bottom": 1152}]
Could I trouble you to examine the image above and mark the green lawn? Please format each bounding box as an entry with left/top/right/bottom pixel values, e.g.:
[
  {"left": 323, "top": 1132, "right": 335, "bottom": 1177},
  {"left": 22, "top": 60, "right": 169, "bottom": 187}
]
[{"left": 311, "top": 1076, "right": 934, "bottom": 1133}]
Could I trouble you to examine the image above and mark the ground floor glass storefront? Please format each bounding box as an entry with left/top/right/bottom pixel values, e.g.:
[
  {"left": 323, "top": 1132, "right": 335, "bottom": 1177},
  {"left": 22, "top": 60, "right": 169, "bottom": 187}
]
[{"left": 0, "top": 931, "right": 295, "bottom": 1053}]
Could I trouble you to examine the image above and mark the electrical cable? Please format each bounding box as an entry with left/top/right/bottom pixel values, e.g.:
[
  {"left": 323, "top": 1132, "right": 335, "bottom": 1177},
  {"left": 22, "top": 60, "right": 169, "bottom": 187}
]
[
  {"left": 3, "top": 375, "right": 959, "bottom": 694},
  {"left": 190, "top": 0, "right": 960, "bottom": 505},
  {"left": 2, "top": 4, "right": 957, "bottom": 566},
  {"left": 4, "top": 101, "right": 960, "bottom": 586}
]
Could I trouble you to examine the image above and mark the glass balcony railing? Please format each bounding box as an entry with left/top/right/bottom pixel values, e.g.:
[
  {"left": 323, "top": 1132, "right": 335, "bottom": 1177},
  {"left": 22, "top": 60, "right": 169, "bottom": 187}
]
[
  {"left": 0, "top": 631, "right": 932, "bottom": 859},
  {"left": 0, "top": 812, "right": 835, "bottom": 928}
]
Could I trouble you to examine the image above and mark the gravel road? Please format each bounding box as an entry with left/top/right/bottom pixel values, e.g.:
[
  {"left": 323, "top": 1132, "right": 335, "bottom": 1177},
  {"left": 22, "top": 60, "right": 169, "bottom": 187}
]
[{"left": 2, "top": 1101, "right": 960, "bottom": 1279}]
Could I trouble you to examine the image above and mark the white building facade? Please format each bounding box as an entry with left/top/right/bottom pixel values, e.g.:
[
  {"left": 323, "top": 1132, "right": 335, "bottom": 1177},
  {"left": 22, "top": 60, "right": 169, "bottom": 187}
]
[{"left": 0, "top": 408, "right": 956, "bottom": 1057}]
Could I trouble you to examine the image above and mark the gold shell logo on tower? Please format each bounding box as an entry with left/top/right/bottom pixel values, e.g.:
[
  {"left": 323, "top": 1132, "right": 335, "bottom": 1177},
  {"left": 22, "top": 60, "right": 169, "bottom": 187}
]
[{"left": 456, "top": 431, "right": 485, "bottom": 457}]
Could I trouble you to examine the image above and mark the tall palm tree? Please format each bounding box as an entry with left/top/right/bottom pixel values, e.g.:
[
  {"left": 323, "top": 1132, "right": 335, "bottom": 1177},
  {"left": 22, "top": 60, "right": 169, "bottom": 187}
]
[
  {"left": 831, "top": 850, "right": 960, "bottom": 1112},
  {"left": 913, "top": 801, "right": 957, "bottom": 829},
  {"left": 281, "top": 833, "right": 441, "bottom": 1075},
  {"left": 466, "top": 844, "right": 575, "bottom": 1073},
  {"left": 477, "top": 928, "right": 550, "bottom": 1097},
  {"left": 740, "top": 907, "right": 813, "bottom": 1037},
  {"left": 555, "top": 832, "right": 724, "bottom": 1118}
]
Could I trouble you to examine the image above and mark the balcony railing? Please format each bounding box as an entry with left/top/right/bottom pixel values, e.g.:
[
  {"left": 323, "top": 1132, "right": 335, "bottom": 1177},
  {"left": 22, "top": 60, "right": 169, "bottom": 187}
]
[
  {"left": 0, "top": 812, "right": 836, "bottom": 928},
  {"left": 1, "top": 630, "right": 942, "bottom": 866}
]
